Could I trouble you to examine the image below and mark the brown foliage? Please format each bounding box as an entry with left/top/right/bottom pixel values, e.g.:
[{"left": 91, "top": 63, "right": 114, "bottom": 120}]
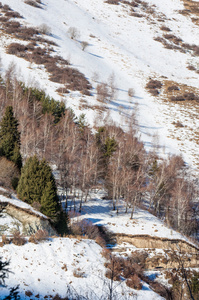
[
  {"left": 34, "top": 229, "right": 49, "bottom": 241},
  {"left": 5, "top": 11, "right": 22, "bottom": 18},
  {"left": 105, "top": 0, "right": 120, "bottom": 4},
  {"left": 96, "top": 83, "right": 110, "bottom": 102},
  {"left": 146, "top": 79, "right": 162, "bottom": 96},
  {"left": 146, "top": 79, "right": 162, "bottom": 90},
  {"left": 170, "top": 95, "right": 185, "bottom": 101},
  {"left": 11, "top": 231, "right": 26, "bottom": 246},
  {"left": 73, "top": 268, "right": 85, "bottom": 278},
  {"left": 0, "top": 157, "right": 20, "bottom": 188},
  {"left": 7, "top": 43, "right": 28, "bottom": 56},
  {"left": 24, "top": 0, "right": 41, "bottom": 8},
  {"left": 95, "top": 235, "right": 106, "bottom": 248},
  {"left": 126, "top": 274, "right": 142, "bottom": 290},
  {"left": 28, "top": 234, "right": 38, "bottom": 244},
  {"left": 2, "top": 234, "right": 10, "bottom": 245},
  {"left": 25, "top": 291, "right": 33, "bottom": 297}
]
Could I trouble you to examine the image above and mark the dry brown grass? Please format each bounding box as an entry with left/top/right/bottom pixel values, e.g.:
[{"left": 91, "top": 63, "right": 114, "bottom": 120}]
[
  {"left": 162, "top": 80, "right": 199, "bottom": 104},
  {"left": 180, "top": 0, "right": 199, "bottom": 25}
]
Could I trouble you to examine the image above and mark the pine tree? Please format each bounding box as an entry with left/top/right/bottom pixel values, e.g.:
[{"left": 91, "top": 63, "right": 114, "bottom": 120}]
[
  {"left": 17, "top": 156, "right": 60, "bottom": 221},
  {"left": 0, "top": 106, "right": 22, "bottom": 169},
  {"left": 40, "top": 181, "right": 59, "bottom": 221}
]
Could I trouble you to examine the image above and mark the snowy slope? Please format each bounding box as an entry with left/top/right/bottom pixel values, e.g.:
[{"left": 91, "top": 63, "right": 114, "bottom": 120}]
[
  {"left": 0, "top": 0, "right": 198, "bottom": 174},
  {"left": 0, "top": 237, "right": 164, "bottom": 300},
  {"left": 68, "top": 190, "right": 190, "bottom": 242}
]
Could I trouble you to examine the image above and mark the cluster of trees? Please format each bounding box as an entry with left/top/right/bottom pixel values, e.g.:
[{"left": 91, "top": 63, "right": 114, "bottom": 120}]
[
  {"left": 0, "top": 69, "right": 198, "bottom": 237},
  {"left": 0, "top": 101, "right": 67, "bottom": 233}
]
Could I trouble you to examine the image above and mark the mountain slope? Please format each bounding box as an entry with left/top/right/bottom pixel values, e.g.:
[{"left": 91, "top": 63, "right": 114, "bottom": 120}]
[{"left": 0, "top": 0, "right": 198, "bottom": 173}]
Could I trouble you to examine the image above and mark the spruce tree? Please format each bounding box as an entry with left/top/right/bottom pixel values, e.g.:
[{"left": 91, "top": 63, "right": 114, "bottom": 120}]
[
  {"left": 0, "top": 106, "right": 22, "bottom": 169},
  {"left": 17, "top": 156, "right": 60, "bottom": 221},
  {"left": 40, "top": 181, "right": 59, "bottom": 221}
]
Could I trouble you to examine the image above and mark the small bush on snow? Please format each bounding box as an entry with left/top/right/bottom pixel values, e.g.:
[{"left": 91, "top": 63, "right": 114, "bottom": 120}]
[
  {"left": 38, "top": 23, "right": 51, "bottom": 35},
  {"left": 11, "top": 230, "right": 26, "bottom": 246},
  {"left": 73, "top": 268, "right": 85, "bottom": 278},
  {"left": 126, "top": 274, "right": 142, "bottom": 290}
]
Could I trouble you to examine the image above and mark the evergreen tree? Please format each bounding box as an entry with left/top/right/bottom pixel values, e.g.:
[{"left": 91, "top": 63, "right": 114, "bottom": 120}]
[
  {"left": 17, "top": 156, "right": 59, "bottom": 221},
  {"left": 0, "top": 106, "right": 22, "bottom": 169},
  {"left": 40, "top": 181, "right": 59, "bottom": 221}
]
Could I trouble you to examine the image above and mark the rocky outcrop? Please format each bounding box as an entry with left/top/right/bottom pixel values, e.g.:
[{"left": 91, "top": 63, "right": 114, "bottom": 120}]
[
  {"left": 114, "top": 233, "right": 199, "bottom": 269},
  {"left": 1, "top": 201, "right": 57, "bottom": 236},
  {"left": 114, "top": 233, "right": 199, "bottom": 253}
]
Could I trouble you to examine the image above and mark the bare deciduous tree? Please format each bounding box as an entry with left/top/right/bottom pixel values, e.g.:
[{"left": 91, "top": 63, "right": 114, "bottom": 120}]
[{"left": 68, "top": 27, "right": 80, "bottom": 40}]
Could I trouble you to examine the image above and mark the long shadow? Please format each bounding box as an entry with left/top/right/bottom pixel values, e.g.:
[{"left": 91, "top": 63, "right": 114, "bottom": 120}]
[
  {"left": 110, "top": 99, "right": 133, "bottom": 110},
  {"left": 80, "top": 203, "right": 112, "bottom": 216},
  {"left": 88, "top": 52, "right": 104, "bottom": 59},
  {"left": 50, "top": 33, "right": 62, "bottom": 40},
  {"left": 85, "top": 217, "right": 102, "bottom": 224},
  {"left": 139, "top": 124, "right": 163, "bottom": 130}
]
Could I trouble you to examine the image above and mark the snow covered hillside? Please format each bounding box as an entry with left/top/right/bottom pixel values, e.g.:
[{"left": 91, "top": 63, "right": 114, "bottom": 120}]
[
  {"left": 0, "top": 237, "right": 165, "bottom": 300},
  {"left": 0, "top": 1, "right": 199, "bottom": 298},
  {"left": 0, "top": 0, "right": 198, "bottom": 174}
]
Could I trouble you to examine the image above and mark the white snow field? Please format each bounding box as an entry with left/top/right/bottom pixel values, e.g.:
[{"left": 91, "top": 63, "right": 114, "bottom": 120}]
[{"left": 0, "top": 236, "right": 165, "bottom": 300}]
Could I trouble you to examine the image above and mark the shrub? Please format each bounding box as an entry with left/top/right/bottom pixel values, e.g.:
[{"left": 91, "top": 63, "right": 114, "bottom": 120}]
[
  {"left": 34, "top": 229, "right": 48, "bottom": 241},
  {"left": 187, "top": 65, "right": 196, "bottom": 71},
  {"left": 2, "top": 4, "right": 11, "bottom": 11},
  {"left": 183, "top": 92, "right": 195, "bottom": 100},
  {"left": 2, "top": 235, "right": 10, "bottom": 245},
  {"left": 105, "top": 0, "right": 120, "bottom": 5},
  {"left": 4, "top": 21, "right": 21, "bottom": 33},
  {"left": 170, "top": 95, "right": 185, "bottom": 101},
  {"left": 7, "top": 43, "right": 28, "bottom": 56},
  {"left": 150, "top": 282, "right": 171, "bottom": 298},
  {"left": 71, "top": 219, "right": 99, "bottom": 239},
  {"left": 0, "top": 158, "right": 20, "bottom": 188},
  {"left": 28, "top": 235, "right": 38, "bottom": 244},
  {"left": 24, "top": 0, "right": 41, "bottom": 8},
  {"left": 173, "top": 121, "right": 184, "bottom": 128},
  {"left": 131, "top": 12, "right": 144, "bottom": 18},
  {"left": 38, "top": 23, "right": 51, "bottom": 35},
  {"left": 128, "top": 88, "right": 135, "bottom": 98},
  {"left": 95, "top": 235, "right": 106, "bottom": 248},
  {"left": 146, "top": 79, "right": 162, "bottom": 90},
  {"left": 101, "top": 248, "right": 111, "bottom": 260},
  {"left": 61, "top": 264, "right": 67, "bottom": 271},
  {"left": 160, "top": 26, "right": 171, "bottom": 31},
  {"left": 130, "top": 250, "right": 148, "bottom": 268},
  {"left": 25, "top": 291, "right": 33, "bottom": 297},
  {"left": 81, "top": 41, "right": 89, "bottom": 51},
  {"left": 11, "top": 231, "right": 26, "bottom": 246},
  {"left": 52, "top": 294, "right": 69, "bottom": 300},
  {"left": 126, "top": 274, "right": 142, "bottom": 290},
  {"left": 0, "top": 17, "right": 10, "bottom": 22},
  {"left": 167, "top": 85, "right": 179, "bottom": 91},
  {"left": 73, "top": 268, "right": 85, "bottom": 278},
  {"left": 5, "top": 11, "right": 22, "bottom": 18},
  {"left": 96, "top": 83, "right": 110, "bottom": 102},
  {"left": 194, "top": 46, "right": 199, "bottom": 56},
  {"left": 14, "top": 26, "right": 39, "bottom": 40}
]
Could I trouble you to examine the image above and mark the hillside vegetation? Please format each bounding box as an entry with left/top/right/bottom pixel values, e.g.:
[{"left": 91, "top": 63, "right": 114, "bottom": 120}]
[{"left": 0, "top": 0, "right": 198, "bottom": 299}]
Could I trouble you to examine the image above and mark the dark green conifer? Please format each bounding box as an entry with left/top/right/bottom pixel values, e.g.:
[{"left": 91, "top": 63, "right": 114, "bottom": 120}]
[
  {"left": 0, "top": 106, "right": 22, "bottom": 169},
  {"left": 17, "top": 156, "right": 60, "bottom": 221},
  {"left": 40, "top": 181, "right": 59, "bottom": 221}
]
